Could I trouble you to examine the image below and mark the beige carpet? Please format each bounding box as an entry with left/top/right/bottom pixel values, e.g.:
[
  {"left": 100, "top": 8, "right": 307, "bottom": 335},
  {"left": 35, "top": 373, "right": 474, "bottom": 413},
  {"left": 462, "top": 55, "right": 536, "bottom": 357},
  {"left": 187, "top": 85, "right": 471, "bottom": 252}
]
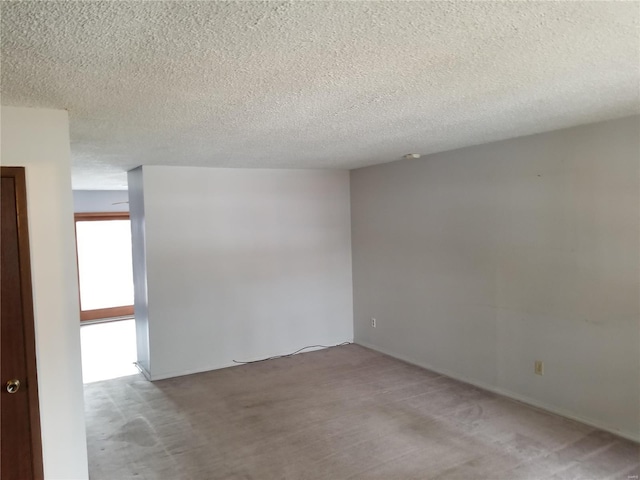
[{"left": 84, "top": 344, "right": 639, "bottom": 479}]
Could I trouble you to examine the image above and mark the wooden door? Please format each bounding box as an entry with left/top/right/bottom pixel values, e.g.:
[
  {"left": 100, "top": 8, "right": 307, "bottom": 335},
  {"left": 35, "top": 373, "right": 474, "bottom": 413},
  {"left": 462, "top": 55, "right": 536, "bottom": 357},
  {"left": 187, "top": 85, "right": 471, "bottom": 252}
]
[{"left": 1, "top": 167, "right": 43, "bottom": 480}]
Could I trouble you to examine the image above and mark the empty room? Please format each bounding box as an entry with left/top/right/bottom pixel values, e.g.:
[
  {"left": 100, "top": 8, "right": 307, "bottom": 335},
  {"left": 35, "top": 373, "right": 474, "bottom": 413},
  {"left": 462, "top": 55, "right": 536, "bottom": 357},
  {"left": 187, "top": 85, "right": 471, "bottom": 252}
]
[{"left": 0, "top": 2, "right": 638, "bottom": 479}]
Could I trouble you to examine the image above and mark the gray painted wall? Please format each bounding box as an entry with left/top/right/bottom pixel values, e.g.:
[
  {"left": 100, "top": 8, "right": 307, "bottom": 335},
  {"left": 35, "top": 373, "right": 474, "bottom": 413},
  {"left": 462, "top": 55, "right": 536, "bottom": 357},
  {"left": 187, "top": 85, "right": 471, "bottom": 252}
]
[
  {"left": 128, "top": 166, "right": 354, "bottom": 380},
  {"left": 351, "top": 116, "right": 640, "bottom": 441},
  {"left": 73, "top": 190, "right": 129, "bottom": 212},
  {"left": 127, "top": 168, "right": 150, "bottom": 374}
]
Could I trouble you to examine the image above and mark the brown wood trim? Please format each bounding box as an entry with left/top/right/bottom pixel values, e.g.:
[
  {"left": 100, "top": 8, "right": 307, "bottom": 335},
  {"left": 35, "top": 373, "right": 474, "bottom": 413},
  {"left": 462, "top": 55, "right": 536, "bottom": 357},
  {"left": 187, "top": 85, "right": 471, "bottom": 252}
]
[
  {"left": 2, "top": 167, "right": 44, "bottom": 480},
  {"left": 80, "top": 305, "right": 134, "bottom": 322},
  {"left": 74, "top": 212, "right": 129, "bottom": 222},
  {"left": 74, "top": 212, "right": 133, "bottom": 322}
]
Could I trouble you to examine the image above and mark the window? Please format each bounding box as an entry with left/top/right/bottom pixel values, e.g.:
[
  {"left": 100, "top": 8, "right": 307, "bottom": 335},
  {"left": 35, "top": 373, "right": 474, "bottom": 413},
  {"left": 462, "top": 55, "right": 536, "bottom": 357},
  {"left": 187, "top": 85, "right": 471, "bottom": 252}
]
[{"left": 74, "top": 213, "right": 134, "bottom": 321}]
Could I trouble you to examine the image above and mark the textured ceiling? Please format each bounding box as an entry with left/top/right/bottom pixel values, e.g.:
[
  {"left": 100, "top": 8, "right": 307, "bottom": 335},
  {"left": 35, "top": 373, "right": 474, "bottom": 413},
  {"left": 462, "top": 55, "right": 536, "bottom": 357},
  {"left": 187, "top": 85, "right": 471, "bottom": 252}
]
[{"left": 2, "top": 1, "right": 639, "bottom": 189}]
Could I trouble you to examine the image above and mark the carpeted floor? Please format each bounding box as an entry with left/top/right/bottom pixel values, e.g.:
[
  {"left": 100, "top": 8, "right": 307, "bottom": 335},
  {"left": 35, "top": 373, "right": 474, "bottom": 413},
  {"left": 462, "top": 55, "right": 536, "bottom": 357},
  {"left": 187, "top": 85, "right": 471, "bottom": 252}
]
[{"left": 84, "top": 344, "right": 639, "bottom": 480}]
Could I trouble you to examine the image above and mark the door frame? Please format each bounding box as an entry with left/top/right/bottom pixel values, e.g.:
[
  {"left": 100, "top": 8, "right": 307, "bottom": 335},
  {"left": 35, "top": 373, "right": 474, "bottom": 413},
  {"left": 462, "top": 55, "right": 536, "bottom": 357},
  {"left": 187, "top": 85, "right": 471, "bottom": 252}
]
[
  {"left": 1, "top": 167, "right": 44, "bottom": 480},
  {"left": 74, "top": 212, "right": 134, "bottom": 321}
]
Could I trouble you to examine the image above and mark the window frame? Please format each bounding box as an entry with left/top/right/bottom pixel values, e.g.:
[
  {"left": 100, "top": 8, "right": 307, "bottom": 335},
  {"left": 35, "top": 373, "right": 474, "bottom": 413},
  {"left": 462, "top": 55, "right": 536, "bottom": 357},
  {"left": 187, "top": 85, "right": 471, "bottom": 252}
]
[{"left": 74, "top": 212, "right": 134, "bottom": 322}]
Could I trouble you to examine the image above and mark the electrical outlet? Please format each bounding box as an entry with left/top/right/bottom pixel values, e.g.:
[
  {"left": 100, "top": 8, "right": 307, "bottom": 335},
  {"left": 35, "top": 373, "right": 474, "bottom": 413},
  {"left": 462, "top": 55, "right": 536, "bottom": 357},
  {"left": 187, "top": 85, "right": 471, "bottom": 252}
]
[
  {"left": 534, "top": 360, "right": 544, "bottom": 376},
  {"left": 371, "top": 317, "right": 377, "bottom": 328}
]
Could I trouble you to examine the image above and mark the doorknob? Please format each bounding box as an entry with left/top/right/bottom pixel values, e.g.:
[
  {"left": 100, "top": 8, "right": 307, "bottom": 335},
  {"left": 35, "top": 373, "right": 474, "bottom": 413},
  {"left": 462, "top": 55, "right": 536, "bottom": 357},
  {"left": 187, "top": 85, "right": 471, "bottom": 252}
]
[{"left": 6, "top": 379, "right": 20, "bottom": 394}]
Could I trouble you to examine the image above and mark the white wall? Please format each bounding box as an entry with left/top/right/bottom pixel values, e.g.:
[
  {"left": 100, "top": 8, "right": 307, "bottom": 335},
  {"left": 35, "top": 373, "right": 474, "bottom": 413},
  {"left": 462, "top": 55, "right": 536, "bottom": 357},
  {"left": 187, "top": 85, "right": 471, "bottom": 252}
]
[
  {"left": 73, "top": 190, "right": 129, "bottom": 213},
  {"left": 351, "top": 116, "right": 640, "bottom": 441},
  {"left": 1, "top": 106, "right": 89, "bottom": 479},
  {"left": 128, "top": 166, "right": 353, "bottom": 380}
]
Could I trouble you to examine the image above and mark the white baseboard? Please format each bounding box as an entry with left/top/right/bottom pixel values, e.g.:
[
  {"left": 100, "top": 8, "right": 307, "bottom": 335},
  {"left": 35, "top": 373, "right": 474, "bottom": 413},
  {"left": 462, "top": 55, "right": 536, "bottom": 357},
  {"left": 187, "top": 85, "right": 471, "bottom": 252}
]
[
  {"left": 355, "top": 340, "right": 640, "bottom": 444},
  {"left": 134, "top": 361, "right": 152, "bottom": 381},
  {"left": 146, "top": 340, "right": 353, "bottom": 381},
  {"left": 148, "top": 360, "right": 240, "bottom": 381}
]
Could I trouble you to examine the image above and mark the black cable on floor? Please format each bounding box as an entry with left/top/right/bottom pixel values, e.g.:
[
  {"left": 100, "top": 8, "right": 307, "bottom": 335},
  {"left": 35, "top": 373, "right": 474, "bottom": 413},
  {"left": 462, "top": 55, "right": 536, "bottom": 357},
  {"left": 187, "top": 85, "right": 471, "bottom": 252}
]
[{"left": 232, "top": 341, "right": 352, "bottom": 364}]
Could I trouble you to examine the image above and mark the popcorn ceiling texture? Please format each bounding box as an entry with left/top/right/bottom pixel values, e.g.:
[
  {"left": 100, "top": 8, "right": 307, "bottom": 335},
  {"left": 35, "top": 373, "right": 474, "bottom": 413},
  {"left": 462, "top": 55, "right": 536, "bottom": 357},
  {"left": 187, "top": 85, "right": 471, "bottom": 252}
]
[{"left": 1, "top": 1, "right": 638, "bottom": 189}]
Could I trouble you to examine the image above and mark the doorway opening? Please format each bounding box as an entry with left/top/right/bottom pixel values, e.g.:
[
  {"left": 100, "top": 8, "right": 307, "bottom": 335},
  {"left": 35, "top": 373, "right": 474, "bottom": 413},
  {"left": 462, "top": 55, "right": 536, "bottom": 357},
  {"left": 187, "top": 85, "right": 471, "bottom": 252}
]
[{"left": 75, "top": 211, "right": 138, "bottom": 383}]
